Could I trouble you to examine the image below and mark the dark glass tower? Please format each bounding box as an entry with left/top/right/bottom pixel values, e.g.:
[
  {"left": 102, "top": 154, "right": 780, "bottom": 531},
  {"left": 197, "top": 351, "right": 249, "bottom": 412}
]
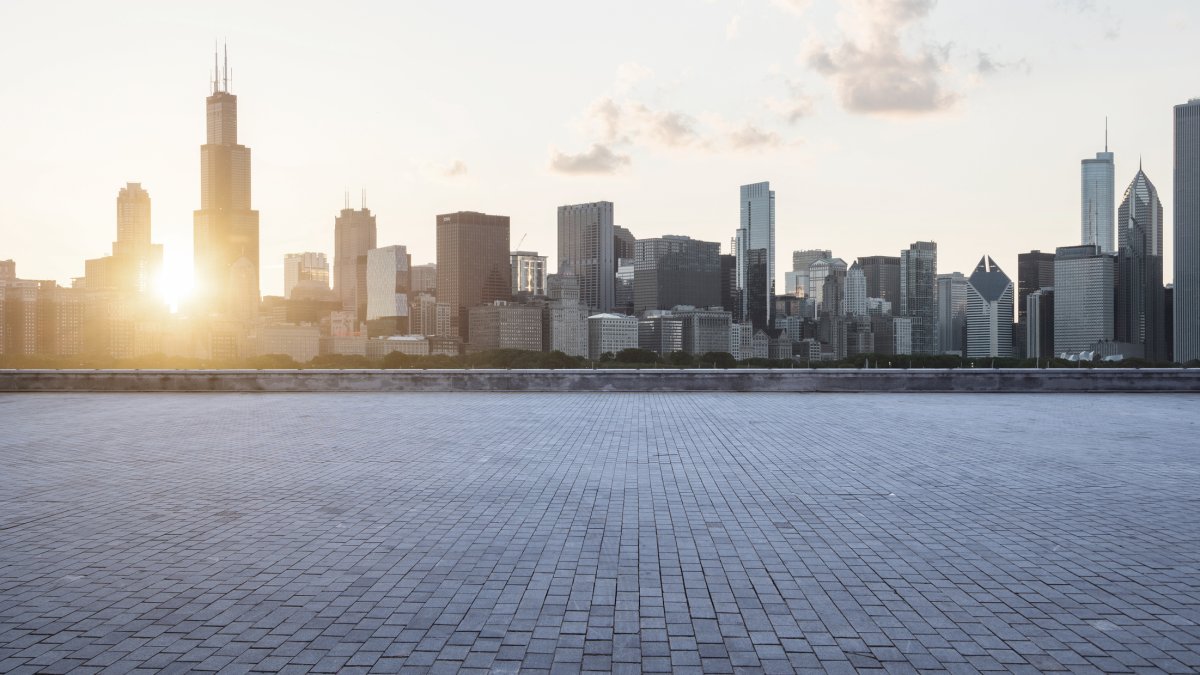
[
  {"left": 193, "top": 47, "right": 260, "bottom": 320},
  {"left": 1116, "top": 167, "right": 1165, "bottom": 361}
]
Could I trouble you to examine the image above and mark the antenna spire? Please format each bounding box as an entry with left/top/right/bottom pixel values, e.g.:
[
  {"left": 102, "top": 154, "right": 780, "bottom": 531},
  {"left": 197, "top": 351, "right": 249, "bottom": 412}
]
[
  {"left": 1105, "top": 116, "right": 1108, "bottom": 153},
  {"left": 213, "top": 41, "right": 219, "bottom": 93},
  {"left": 361, "top": 188, "right": 366, "bottom": 210},
  {"left": 223, "top": 41, "right": 229, "bottom": 92}
]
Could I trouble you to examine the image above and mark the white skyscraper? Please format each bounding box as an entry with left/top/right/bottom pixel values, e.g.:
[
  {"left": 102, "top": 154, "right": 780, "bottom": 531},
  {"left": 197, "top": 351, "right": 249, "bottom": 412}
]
[
  {"left": 965, "top": 256, "right": 1014, "bottom": 358},
  {"left": 1175, "top": 99, "right": 1200, "bottom": 363},
  {"left": 735, "top": 182, "right": 775, "bottom": 330},
  {"left": 283, "top": 252, "right": 329, "bottom": 300},
  {"left": 366, "top": 245, "right": 410, "bottom": 323},
  {"left": 1082, "top": 138, "right": 1115, "bottom": 253}
]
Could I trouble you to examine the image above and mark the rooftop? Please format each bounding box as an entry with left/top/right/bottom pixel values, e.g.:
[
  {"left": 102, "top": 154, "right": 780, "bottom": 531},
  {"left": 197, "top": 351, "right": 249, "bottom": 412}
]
[{"left": 1, "top": 392, "right": 1198, "bottom": 672}]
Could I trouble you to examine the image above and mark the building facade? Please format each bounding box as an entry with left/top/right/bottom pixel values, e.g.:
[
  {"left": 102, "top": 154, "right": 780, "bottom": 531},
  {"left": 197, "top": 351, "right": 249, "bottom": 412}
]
[
  {"left": 436, "top": 211, "right": 511, "bottom": 341},
  {"left": 365, "top": 245, "right": 411, "bottom": 334},
  {"left": 736, "top": 182, "right": 775, "bottom": 330},
  {"left": 1116, "top": 168, "right": 1166, "bottom": 361},
  {"left": 1054, "top": 244, "right": 1114, "bottom": 354},
  {"left": 1082, "top": 147, "right": 1115, "bottom": 253},
  {"left": 1025, "top": 288, "right": 1054, "bottom": 359},
  {"left": 859, "top": 255, "right": 902, "bottom": 308},
  {"left": 900, "top": 241, "right": 938, "bottom": 354},
  {"left": 333, "top": 206, "right": 377, "bottom": 321},
  {"left": 510, "top": 251, "right": 547, "bottom": 297},
  {"left": 965, "top": 256, "right": 1014, "bottom": 358},
  {"left": 1174, "top": 98, "right": 1200, "bottom": 362},
  {"left": 558, "top": 202, "right": 615, "bottom": 312},
  {"left": 468, "top": 301, "right": 543, "bottom": 352},
  {"left": 1016, "top": 250, "right": 1055, "bottom": 357},
  {"left": 936, "top": 272, "right": 968, "bottom": 355},
  {"left": 588, "top": 313, "right": 637, "bottom": 359},
  {"left": 283, "top": 252, "right": 329, "bottom": 300},
  {"left": 193, "top": 50, "right": 260, "bottom": 320},
  {"left": 633, "top": 236, "right": 720, "bottom": 313}
]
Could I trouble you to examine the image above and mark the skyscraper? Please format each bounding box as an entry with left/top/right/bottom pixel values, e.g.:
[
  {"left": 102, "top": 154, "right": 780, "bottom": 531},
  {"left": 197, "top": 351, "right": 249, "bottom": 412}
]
[
  {"left": 900, "top": 241, "right": 938, "bottom": 354},
  {"left": 334, "top": 202, "right": 377, "bottom": 322},
  {"left": 1082, "top": 139, "right": 1115, "bottom": 253},
  {"left": 633, "top": 236, "right": 720, "bottom": 312},
  {"left": 113, "top": 183, "right": 162, "bottom": 296},
  {"left": 1116, "top": 167, "right": 1165, "bottom": 361},
  {"left": 965, "top": 256, "right": 1014, "bottom": 358},
  {"left": 193, "top": 47, "right": 260, "bottom": 320},
  {"left": 736, "top": 182, "right": 775, "bottom": 330},
  {"left": 858, "top": 255, "right": 902, "bottom": 306},
  {"left": 844, "top": 262, "right": 867, "bottom": 316},
  {"left": 510, "top": 251, "right": 548, "bottom": 296},
  {"left": 936, "top": 272, "right": 968, "bottom": 355},
  {"left": 558, "top": 202, "right": 615, "bottom": 312},
  {"left": 1054, "top": 244, "right": 1114, "bottom": 354},
  {"left": 437, "top": 211, "right": 511, "bottom": 341},
  {"left": 790, "top": 249, "right": 831, "bottom": 299},
  {"left": 1175, "top": 98, "right": 1200, "bottom": 363},
  {"left": 366, "top": 245, "right": 412, "bottom": 335},
  {"left": 1016, "top": 250, "right": 1055, "bottom": 357}
]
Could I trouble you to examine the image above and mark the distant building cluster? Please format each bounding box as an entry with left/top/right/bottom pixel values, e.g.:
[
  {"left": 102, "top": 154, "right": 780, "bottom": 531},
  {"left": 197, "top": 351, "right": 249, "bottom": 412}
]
[{"left": 3, "top": 57, "right": 1199, "bottom": 366}]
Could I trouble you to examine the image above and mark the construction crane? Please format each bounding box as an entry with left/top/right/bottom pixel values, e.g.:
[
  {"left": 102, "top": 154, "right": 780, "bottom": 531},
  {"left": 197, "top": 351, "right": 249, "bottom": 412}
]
[{"left": 515, "top": 233, "right": 527, "bottom": 251}]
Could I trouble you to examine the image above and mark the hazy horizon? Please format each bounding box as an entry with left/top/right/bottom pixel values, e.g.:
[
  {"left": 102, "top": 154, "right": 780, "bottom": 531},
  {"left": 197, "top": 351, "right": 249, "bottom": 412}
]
[{"left": 1, "top": 0, "right": 1196, "bottom": 302}]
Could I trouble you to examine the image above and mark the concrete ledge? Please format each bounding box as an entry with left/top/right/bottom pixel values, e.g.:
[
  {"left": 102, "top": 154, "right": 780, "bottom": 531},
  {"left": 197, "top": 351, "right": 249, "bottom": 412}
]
[{"left": 2, "top": 368, "right": 1200, "bottom": 393}]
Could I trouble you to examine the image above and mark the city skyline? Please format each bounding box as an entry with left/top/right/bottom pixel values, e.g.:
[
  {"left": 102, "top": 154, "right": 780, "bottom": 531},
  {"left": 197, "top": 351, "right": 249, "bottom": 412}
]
[{"left": 1, "top": 1, "right": 1196, "bottom": 301}]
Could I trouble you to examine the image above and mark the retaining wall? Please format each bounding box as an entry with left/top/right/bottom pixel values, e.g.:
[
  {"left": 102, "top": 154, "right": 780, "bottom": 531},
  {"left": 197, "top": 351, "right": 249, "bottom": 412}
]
[{"left": 2, "top": 369, "right": 1199, "bottom": 393}]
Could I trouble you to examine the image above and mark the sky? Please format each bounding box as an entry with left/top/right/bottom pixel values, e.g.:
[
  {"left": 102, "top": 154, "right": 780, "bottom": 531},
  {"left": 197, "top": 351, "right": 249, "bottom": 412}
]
[{"left": 0, "top": 0, "right": 1196, "bottom": 300}]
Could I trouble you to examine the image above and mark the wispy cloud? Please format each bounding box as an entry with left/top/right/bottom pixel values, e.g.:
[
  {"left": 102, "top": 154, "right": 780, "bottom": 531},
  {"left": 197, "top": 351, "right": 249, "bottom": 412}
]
[
  {"left": 548, "top": 144, "right": 632, "bottom": 176},
  {"left": 806, "top": 0, "right": 957, "bottom": 115},
  {"left": 442, "top": 160, "right": 468, "bottom": 177},
  {"left": 771, "top": 0, "right": 811, "bottom": 16}
]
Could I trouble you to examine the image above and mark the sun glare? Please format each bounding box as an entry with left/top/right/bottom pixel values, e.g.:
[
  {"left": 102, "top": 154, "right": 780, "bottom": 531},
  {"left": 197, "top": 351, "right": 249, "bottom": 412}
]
[{"left": 156, "top": 264, "right": 193, "bottom": 313}]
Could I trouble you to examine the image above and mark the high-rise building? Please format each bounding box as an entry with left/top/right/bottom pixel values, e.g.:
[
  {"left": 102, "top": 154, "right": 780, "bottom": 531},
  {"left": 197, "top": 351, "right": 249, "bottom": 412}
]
[
  {"left": 1054, "top": 244, "right": 1114, "bottom": 354},
  {"left": 858, "top": 255, "right": 902, "bottom": 307},
  {"left": 558, "top": 202, "right": 615, "bottom": 312},
  {"left": 638, "top": 314, "right": 684, "bottom": 356},
  {"left": 1116, "top": 167, "right": 1166, "bottom": 361},
  {"left": 546, "top": 273, "right": 589, "bottom": 357},
  {"left": 410, "top": 263, "right": 437, "bottom": 294},
  {"left": 808, "top": 258, "right": 847, "bottom": 314},
  {"left": 633, "top": 236, "right": 720, "bottom": 313},
  {"left": 193, "top": 48, "right": 260, "bottom": 320},
  {"left": 283, "top": 252, "right": 329, "bottom": 300},
  {"left": 791, "top": 249, "right": 831, "bottom": 299},
  {"left": 1082, "top": 141, "right": 1115, "bottom": 253},
  {"left": 112, "top": 183, "right": 163, "bottom": 296},
  {"left": 900, "top": 241, "right": 938, "bottom": 354},
  {"left": 614, "top": 226, "right": 636, "bottom": 265},
  {"left": 437, "top": 211, "right": 511, "bottom": 341},
  {"left": 511, "top": 251, "right": 548, "bottom": 297},
  {"left": 1026, "top": 288, "right": 1054, "bottom": 359},
  {"left": 844, "top": 262, "right": 867, "bottom": 316},
  {"left": 1174, "top": 98, "right": 1200, "bottom": 363},
  {"left": 334, "top": 203, "right": 377, "bottom": 321},
  {"left": 1016, "top": 250, "right": 1055, "bottom": 357},
  {"left": 673, "top": 306, "right": 733, "bottom": 355},
  {"left": 736, "top": 182, "right": 775, "bottom": 330},
  {"left": 936, "top": 272, "right": 968, "bottom": 355},
  {"left": 0, "top": 260, "right": 15, "bottom": 282},
  {"left": 366, "top": 245, "right": 412, "bottom": 336},
  {"left": 965, "top": 256, "right": 1014, "bottom": 358},
  {"left": 719, "top": 254, "right": 738, "bottom": 316}
]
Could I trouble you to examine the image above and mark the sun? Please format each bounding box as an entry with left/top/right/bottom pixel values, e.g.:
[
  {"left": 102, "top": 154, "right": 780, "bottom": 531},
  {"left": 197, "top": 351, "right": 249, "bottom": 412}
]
[{"left": 155, "top": 259, "right": 194, "bottom": 313}]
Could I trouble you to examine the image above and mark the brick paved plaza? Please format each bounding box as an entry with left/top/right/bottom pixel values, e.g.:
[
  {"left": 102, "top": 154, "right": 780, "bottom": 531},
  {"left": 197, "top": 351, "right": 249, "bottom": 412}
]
[{"left": 2, "top": 392, "right": 1199, "bottom": 673}]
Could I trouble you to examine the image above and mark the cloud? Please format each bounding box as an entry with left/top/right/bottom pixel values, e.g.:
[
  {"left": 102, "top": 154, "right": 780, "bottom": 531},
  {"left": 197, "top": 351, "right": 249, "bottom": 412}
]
[
  {"left": 549, "top": 144, "right": 632, "bottom": 175},
  {"left": 806, "top": 0, "right": 957, "bottom": 115},
  {"left": 1054, "top": 0, "right": 1121, "bottom": 40},
  {"left": 726, "top": 15, "right": 742, "bottom": 41},
  {"left": 614, "top": 62, "right": 654, "bottom": 95},
  {"left": 442, "top": 160, "right": 468, "bottom": 177},
  {"left": 766, "top": 79, "right": 815, "bottom": 124},
  {"left": 771, "top": 0, "right": 811, "bottom": 16},
  {"left": 975, "top": 51, "right": 1030, "bottom": 77},
  {"left": 727, "top": 123, "right": 785, "bottom": 150}
]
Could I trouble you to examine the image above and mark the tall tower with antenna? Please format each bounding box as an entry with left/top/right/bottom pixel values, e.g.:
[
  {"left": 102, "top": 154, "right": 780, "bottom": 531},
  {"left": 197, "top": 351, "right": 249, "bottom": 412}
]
[
  {"left": 193, "top": 43, "right": 260, "bottom": 320},
  {"left": 1081, "top": 120, "right": 1115, "bottom": 254}
]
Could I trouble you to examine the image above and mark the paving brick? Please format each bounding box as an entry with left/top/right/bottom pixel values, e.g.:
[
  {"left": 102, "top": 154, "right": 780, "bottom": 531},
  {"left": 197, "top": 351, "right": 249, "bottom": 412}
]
[{"left": 0, "top": 392, "right": 1197, "bottom": 671}]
